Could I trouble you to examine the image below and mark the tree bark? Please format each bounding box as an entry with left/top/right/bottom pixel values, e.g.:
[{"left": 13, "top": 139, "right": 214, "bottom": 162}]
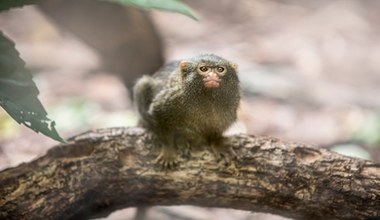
[{"left": 0, "top": 127, "right": 379, "bottom": 220}]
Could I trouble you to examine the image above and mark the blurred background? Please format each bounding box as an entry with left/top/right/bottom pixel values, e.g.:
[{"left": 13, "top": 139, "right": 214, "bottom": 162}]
[{"left": 1, "top": 0, "right": 380, "bottom": 219}]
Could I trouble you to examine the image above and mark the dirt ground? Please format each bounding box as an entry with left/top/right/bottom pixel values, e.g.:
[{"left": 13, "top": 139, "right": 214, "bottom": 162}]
[{"left": 1, "top": 1, "right": 380, "bottom": 219}]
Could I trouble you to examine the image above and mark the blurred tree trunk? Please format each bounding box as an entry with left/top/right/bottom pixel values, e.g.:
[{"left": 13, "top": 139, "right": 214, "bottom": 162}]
[
  {"left": 37, "top": 0, "right": 164, "bottom": 93},
  {"left": 1, "top": 127, "right": 379, "bottom": 220}
]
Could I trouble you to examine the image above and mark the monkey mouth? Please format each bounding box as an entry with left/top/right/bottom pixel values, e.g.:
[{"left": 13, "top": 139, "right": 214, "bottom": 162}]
[{"left": 204, "top": 78, "right": 221, "bottom": 88}]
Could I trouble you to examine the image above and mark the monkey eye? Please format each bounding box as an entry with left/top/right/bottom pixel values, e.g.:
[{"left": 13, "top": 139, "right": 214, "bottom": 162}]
[
  {"left": 199, "top": 66, "right": 209, "bottom": 72},
  {"left": 216, "top": 66, "right": 225, "bottom": 73}
]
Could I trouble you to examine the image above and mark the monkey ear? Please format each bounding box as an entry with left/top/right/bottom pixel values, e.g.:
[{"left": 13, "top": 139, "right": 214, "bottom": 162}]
[
  {"left": 231, "top": 63, "right": 238, "bottom": 71},
  {"left": 179, "top": 60, "right": 194, "bottom": 72}
]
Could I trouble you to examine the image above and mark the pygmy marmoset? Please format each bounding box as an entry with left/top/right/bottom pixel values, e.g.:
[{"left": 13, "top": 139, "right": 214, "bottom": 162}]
[{"left": 133, "top": 54, "right": 240, "bottom": 168}]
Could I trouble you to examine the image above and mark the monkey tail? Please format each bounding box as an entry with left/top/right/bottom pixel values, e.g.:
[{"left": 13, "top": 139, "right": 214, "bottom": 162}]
[{"left": 133, "top": 76, "right": 156, "bottom": 127}]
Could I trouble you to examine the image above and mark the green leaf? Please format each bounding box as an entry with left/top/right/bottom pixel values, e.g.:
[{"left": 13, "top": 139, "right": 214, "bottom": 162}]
[
  {"left": 0, "top": 31, "right": 65, "bottom": 143},
  {"left": 105, "top": 0, "right": 200, "bottom": 20},
  {"left": 0, "top": 0, "right": 36, "bottom": 11}
]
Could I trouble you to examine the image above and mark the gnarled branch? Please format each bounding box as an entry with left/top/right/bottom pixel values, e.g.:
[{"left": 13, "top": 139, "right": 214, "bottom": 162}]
[{"left": 0, "top": 127, "right": 379, "bottom": 220}]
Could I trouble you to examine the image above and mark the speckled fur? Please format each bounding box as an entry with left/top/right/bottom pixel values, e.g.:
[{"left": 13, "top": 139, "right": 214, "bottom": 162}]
[{"left": 133, "top": 54, "right": 240, "bottom": 168}]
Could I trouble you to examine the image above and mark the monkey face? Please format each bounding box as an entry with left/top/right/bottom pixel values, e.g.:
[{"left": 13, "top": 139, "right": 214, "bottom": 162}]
[
  {"left": 197, "top": 64, "right": 226, "bottom": 88},
  {"left": 179, "top": 54, "right": 238, "bottom": 90}
]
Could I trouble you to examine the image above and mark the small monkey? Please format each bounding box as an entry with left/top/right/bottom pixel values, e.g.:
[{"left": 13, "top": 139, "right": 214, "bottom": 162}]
[{"left": 133, "top": 54, "right": 240, "bottom": 168}]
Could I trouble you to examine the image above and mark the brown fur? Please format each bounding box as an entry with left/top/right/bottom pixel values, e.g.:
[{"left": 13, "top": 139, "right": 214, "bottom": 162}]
[{"left": 133, "top": 54, "right": 240, "bottom": 168}]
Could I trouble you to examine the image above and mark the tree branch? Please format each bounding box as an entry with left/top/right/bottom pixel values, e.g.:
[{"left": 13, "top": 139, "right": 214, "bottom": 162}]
[{"left": 0, "top": 127, "right": 379, "bottom": 220}]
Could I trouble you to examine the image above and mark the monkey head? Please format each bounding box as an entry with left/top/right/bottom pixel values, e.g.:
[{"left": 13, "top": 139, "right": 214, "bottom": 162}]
[{"left": 179, "top": 54, "right": 238, "bottom": 90}]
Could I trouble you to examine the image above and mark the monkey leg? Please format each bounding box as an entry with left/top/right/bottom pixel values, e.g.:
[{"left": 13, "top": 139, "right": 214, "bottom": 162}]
[
  {"left": 155, "top": 143, "right": 178, "bottom": 169},
  {"left": 209, "top": 135, "right": 236, "bottom": 165}
]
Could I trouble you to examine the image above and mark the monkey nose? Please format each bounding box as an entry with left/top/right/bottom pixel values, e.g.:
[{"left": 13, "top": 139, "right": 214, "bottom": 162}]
[
  {"left": 204, "top": 72, "right": 221, "bottom": 88},
  {"left": 207, "top": 72, "right": 218, "bottom": 77}
]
